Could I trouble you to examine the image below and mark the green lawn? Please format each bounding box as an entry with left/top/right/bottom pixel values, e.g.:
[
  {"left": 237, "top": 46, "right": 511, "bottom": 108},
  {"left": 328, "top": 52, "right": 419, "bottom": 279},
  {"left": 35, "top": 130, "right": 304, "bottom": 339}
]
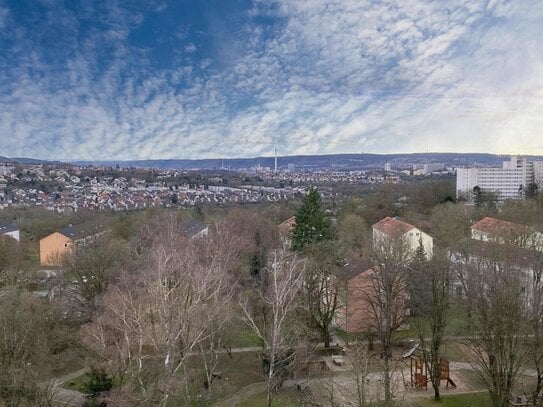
[
  {"left": 236, "top": 391, "right": 300, "bottom": 407},
  {"left": 229, "top": 326, "right": 262, "bottom": 348},
  {"left": 410, "top": 392, "right": 490, "bottom": 407},
  {"left": 63, "top": 373, "right": 91, "bottom": 393}
]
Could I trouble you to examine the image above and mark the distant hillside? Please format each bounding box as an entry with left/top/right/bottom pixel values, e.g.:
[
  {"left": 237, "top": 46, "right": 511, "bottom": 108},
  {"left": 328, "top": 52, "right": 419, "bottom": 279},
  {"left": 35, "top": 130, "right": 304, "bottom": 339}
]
[
  {"left": 0, "top": 155, "right": 56, "bottom": 164},
  {"left": 74, "top": 153, "right": 543, "bottom": 171}
]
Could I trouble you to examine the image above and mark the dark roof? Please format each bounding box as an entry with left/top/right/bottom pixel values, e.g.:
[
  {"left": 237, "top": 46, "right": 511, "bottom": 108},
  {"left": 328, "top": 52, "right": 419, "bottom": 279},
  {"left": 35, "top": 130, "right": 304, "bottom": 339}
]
[
  {"left": 339, "top": 252, "right": 373, "bottom": 281},
  {"left": 0, "top": 222, "right": 17, "bottom": 234},
  {"left": 179, "top": 219, "right": 208, "bottom": 239},
  {"left": 58, "top": 222, "right": 107, "bottom": 240}
]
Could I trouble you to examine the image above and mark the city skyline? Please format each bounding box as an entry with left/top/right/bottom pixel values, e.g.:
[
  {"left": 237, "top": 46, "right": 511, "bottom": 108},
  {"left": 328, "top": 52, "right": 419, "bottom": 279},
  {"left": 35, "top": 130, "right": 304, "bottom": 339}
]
[{"left": 1, "top": 0, "right": 542, "bottom": 160}]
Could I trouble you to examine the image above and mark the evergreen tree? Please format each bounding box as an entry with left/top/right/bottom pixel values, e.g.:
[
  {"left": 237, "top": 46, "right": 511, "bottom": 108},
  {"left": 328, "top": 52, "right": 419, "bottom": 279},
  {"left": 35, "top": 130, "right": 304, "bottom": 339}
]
[{"left": 291, "top": 188, "right": 331, "bottom": 251}]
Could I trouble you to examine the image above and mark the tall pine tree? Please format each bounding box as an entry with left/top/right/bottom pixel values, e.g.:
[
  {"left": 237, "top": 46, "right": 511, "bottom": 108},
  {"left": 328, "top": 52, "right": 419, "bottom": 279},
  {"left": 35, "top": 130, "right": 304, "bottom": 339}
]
[{"left": 291, "top": 188, "right": 331, "bottom": 251}]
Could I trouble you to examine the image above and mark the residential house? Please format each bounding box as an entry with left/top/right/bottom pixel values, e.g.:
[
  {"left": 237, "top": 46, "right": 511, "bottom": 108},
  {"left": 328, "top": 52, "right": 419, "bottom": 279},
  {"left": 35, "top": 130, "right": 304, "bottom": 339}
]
[
  {"left": 471, "top": 217, "right": 543, "bottom": 251},
  {"left": 178, "top": 219, "right": 209, "bottom": 240},
  {"left": 39, "top": 221, "right": 107, "bottom": 267},
  {"left": 450, "top": 217, "right": 543, "bottom": 305},
  {"left": 335, "top": 253, "right": 407, "bottom": 334},
  {"left": 0, "top": 221, "right": 20, "bottom": 242},
  {"left": 372, "top": 216, "right": 433, "bottom": 258}
]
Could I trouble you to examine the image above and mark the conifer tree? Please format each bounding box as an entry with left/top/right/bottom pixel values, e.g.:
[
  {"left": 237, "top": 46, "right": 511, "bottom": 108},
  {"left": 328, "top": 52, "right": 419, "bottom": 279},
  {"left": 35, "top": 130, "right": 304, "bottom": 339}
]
[{"left": 291, "top": 188, "right": 331, "bottom": 251}]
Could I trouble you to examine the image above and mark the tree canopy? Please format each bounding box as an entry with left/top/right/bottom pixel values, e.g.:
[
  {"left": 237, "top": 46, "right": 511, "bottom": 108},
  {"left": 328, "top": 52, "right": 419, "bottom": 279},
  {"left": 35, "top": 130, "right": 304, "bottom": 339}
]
[{"left": 291, "top": 188, "right": 331, "bottom": 251}]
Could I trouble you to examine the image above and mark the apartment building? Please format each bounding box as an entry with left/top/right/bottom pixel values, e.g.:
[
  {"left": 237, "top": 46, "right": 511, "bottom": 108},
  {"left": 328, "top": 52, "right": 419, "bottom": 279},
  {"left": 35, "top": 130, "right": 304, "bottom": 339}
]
[{"left": 456, "top": 156, "right": 543, "bottom": 201}]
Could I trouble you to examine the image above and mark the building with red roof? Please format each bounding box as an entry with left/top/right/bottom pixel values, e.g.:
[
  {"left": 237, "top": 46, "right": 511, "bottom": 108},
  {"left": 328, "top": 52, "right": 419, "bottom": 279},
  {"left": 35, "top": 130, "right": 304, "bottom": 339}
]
[
  {"left": 471, "top": 217, "right": 543, "bottom": 251},
  {"left": 372, "top": 217, "right": 433, "bottom": 259}
]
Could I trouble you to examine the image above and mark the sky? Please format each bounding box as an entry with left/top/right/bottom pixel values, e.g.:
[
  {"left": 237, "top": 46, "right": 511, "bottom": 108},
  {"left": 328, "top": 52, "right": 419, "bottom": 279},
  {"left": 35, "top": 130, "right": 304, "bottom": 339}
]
[{"left": 0, "top": 0, "right": 542, "bottom": 161}]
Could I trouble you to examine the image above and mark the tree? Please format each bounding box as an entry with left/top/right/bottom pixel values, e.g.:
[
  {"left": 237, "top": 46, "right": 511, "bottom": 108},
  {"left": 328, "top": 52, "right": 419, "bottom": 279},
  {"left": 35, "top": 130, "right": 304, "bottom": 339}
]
[
  {"left": 429, "top": 202, "right": 471, "bottom": 250},
  {"left": 365, "top": 231, "right": 413, "bottom": 405},
  {"left": 337, "top": 213, "right": 369, "bottom": 255},
  {"left": 240, "top": 249, "right": 306, "bottom": 407},
  {"left": 526, "top": 182, "right": 539, "bottom": 199},
  {"left": 0, "top": 289, "right": 57, "bottom": 406},
  {"left": 410, "top": 251, "right": 451, "bottom": 401},
  {"left": 62, "top": 238, "right": 122, "bottom": 319},
  {"left": 304, "top": 241, "right": 342, "bottom": 348},
  {"left": 0, "top": 235, "right": 24, "bottom": 284},
  {"left": 82, "top": 217, "right": 241, "bottom": 406},
  {"left": 464, "top": 244, "right": 529, "bottom": 407},
  {"left": 291, "top": 188, "right": 331, "bottom": 251},
  {"left": 473, "top": 186, "right": 498, "bottom": 210},
  {"left": 523, "top": 239, "right": 543, "bottom": 402}
]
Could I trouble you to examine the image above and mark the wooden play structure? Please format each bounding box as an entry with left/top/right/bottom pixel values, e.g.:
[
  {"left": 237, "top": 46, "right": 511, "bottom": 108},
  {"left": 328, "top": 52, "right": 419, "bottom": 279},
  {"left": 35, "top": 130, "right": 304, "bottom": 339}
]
[{"left": 402, "top": 342, "right": 457, "bottom": 390}]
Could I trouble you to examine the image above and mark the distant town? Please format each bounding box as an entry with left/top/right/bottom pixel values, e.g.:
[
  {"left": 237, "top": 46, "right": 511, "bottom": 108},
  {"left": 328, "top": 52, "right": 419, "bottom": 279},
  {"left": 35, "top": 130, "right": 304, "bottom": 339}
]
[{"left": 1, "top": 152, "right": 542, "bottom": 213}]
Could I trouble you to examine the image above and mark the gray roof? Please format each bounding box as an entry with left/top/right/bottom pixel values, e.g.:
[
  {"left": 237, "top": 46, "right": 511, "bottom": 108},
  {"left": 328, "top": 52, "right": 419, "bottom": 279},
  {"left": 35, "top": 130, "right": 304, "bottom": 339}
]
[
  {"left": 0, "top": 222, "right": 18, "bottom": 234},
  {"left": 179, "top": 219, "right": 208, "bottom": 239},
  {"left": 339, "top": 252, "right": 373, "bottom": 281},
  {"left": 58, "top": 222, "right": 106, "bottom": 240}
]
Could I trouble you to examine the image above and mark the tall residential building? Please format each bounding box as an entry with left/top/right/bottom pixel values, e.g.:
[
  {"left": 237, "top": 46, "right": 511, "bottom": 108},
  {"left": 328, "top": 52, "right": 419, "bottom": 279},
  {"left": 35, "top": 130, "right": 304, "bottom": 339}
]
[{"left": 456, "top": 156, "right": 543, "bottom": 201}]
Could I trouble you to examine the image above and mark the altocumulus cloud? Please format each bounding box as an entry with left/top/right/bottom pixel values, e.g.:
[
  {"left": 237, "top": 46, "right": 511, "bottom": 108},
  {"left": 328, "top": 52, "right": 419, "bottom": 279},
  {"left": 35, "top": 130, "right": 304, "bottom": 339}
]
[{"left": 0, "top": 0, "right": 541, "bottom": 160}]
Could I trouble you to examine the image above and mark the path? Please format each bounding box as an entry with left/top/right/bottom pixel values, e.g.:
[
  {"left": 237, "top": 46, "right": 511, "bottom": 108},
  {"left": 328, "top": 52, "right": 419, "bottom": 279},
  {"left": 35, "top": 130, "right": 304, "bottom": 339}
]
[{"left": 46, "top": 368, "right": 89, "bottom": 407}]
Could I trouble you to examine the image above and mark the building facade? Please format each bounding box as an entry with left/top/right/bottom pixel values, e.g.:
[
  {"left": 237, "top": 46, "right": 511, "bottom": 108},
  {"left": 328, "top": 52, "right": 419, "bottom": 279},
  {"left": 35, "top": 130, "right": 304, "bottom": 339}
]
[
  {"left": 456, "top": 156, "right": 543, "bottom": 201},
  {"left": 372, "top": 217, "right": 433, "bottom": 259}
]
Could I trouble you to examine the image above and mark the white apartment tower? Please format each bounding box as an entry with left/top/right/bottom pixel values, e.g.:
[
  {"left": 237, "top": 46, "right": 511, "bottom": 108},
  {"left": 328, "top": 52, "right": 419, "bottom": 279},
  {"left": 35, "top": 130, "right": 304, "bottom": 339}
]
[{"left": 456, "top": 156, "right": 543, "bottom": 201}]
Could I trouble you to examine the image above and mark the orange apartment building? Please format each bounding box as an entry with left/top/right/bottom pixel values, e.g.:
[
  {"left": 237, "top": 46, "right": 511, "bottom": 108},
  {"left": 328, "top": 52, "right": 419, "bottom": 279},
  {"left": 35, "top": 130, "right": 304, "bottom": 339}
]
[{"left": 39, "top": 222, "right": 107, "bottom": 267}]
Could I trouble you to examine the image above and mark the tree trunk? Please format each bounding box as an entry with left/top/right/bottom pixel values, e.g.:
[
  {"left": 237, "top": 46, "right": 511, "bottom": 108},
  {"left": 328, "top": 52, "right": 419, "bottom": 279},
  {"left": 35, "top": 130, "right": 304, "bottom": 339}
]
[
  {"left": 383, "top": 353, "right": 392, "bottom": 406},
  {"left": 323, "top": 326, "right": 331, "bottom": 349}
]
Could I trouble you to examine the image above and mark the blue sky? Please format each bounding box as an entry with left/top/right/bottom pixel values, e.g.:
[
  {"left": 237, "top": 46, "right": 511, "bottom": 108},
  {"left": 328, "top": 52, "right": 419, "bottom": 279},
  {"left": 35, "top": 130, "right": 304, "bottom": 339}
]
[{"left": 0, "top": 0, "right": 542, "bottom": 160}]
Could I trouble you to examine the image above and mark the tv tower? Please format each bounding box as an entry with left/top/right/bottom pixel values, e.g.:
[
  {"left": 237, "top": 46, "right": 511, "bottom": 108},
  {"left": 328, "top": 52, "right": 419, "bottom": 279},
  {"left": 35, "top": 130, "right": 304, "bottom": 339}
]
[{"left": 274, "top": 146, "right": 278, "bottom": 174}]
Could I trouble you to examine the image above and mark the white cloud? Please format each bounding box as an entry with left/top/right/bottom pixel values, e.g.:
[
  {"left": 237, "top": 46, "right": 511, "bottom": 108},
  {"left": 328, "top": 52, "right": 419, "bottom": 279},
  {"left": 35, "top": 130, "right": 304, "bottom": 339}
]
[
  {"left": 0, "top": 0, "right": 542, "bottom": 160},
  {"left": 184, "top": 42, "right": 196, "bottom": 53}
]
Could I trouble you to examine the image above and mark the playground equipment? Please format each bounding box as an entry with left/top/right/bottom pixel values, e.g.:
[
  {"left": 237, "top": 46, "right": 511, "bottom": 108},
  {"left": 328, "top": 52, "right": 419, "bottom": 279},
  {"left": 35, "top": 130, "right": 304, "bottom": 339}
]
[{"left": 402, "top": 342, "right": 457, "bottom": 390}]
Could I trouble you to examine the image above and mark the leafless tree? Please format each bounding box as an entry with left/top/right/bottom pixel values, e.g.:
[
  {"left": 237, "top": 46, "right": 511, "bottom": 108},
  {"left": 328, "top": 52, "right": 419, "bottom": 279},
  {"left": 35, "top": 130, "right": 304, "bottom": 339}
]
[
  {"left": 0, "top": 289, "right": 58, "bottom": 406},
  {"left": 240, "top": 249, "right": 306, "bottom": 407},
  {"left": 63, "top": 237, "right": 122, "bottom": 319},
  {"left": 365, "top": 232, "right": 413, "bottom": 406},
  {"left": 410, "top": 250, "right": 452, "bottom": 401},
  {"left": 82, "top": 216, "right": 241, "bottom": 406},
  {"left": 464, "top": 243, "right": 530, "bottom": 407},
  {"left": 523, "top": 239, "right": 543, "bottom": 403},
  {"left": 304, "top": 241, "right": 342, "bottom": 348}
]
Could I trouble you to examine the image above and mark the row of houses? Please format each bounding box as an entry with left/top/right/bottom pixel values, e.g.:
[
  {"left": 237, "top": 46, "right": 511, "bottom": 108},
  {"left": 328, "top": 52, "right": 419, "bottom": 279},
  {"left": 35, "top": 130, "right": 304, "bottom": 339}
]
[{"left": 281, "top": 215, "right": 542, "bottom": 334}]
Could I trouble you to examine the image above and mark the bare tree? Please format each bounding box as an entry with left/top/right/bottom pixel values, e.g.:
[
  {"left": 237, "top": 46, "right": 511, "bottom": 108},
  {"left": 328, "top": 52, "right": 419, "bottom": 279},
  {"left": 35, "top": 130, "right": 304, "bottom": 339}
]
[
  {"left": 410, "top": 250, "right": 451, "bottom": 401},
  {"left": 82, "top": 216, "right": 241, "bottom": 406},
  {"left": 464, "top": 243, "right": 530, "bottom": 407},
  {"left": 304, "top": 241, "right": 342, "bottom": 348},
  {"left": 523, "top": 241, "right": 543, "bottom": 403},
  {"left": 365, "top": 232, "right": 412, "bottom": 405},
  {"left": 63, "top": 237, "right": 122, "bottom": 319},
  {"left": 240, "top": 249, "right": 306, "bottom": 407},
  {"left": 0, "top": 289, "right": 58, "bottom": 406}
]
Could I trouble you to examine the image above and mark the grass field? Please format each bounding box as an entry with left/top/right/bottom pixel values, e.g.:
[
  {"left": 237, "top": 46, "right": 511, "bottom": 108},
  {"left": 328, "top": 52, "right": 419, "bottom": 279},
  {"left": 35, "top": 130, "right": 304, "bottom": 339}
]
[{"left": 235, "top": 390, "right": 300, "bottom": 407}]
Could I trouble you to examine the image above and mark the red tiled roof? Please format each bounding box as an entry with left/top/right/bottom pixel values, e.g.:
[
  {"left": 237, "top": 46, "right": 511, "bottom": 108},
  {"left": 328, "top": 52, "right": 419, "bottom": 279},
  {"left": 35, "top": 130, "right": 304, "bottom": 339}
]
[
  {"left": 372, "top": 217, "right": 415, "bottom": 236},
  {"left": 471, "top": 217, "right": 529, "bottom": 236}
]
